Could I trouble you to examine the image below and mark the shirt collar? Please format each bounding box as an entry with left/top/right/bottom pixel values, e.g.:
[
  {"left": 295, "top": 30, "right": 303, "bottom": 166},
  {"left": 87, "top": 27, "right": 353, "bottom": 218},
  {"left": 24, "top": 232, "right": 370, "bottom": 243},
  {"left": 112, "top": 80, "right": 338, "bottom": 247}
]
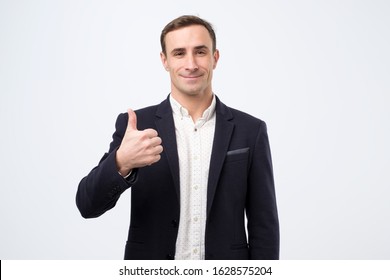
[{"left": 170, "top": 94, "right": 216, "bottom": 123}]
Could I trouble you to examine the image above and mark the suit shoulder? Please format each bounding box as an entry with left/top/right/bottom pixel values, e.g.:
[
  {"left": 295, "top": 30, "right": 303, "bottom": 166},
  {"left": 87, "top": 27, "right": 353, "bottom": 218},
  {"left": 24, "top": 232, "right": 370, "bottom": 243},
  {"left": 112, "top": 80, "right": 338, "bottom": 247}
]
[
  {"left": 113, "top": 104, "right": 160, "bottom": 130},
  {"left": 228, "top": 106, "right": 267, "bottom": 128},
  {"left": 135, "top": 103, "right": 160, "bottom": 115},
  {"left": 117, "top": 103, "right": 160, "bottom": 119}
]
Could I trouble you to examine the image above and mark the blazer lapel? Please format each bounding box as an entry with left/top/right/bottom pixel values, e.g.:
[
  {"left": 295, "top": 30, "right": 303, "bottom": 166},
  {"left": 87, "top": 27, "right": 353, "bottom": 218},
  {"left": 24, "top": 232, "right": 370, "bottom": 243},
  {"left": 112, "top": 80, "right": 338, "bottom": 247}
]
[
  {"left": 154, "top": 96, "right": 234, "bottom": 213},
  {"left": 207, "top": 97, "right": 234, "bottom": 216},
  {"left": 155, "top": 97, "right": 181, "bottom": 202}
]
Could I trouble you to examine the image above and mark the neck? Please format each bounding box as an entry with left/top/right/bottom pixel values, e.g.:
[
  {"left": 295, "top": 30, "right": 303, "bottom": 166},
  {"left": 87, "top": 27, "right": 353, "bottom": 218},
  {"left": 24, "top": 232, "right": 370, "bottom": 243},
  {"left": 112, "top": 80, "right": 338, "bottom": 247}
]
[{"left": 171, "top": 91, "right": 213, "bottom": 122}]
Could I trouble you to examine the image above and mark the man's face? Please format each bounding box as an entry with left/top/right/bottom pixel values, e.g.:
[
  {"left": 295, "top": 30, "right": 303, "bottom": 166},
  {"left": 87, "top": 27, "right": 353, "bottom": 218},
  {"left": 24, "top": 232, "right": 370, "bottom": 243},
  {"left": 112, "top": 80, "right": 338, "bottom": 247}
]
[{"left": 160, "top": 25, "right": 219, "bottom": 98}]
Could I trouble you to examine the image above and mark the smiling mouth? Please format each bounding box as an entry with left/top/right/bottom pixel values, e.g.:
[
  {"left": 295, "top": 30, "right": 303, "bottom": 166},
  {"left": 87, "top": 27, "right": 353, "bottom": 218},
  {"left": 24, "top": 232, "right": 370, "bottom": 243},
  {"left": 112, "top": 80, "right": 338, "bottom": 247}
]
[{"left": 181, "top": 75, "right": 202, "bottom": 79}]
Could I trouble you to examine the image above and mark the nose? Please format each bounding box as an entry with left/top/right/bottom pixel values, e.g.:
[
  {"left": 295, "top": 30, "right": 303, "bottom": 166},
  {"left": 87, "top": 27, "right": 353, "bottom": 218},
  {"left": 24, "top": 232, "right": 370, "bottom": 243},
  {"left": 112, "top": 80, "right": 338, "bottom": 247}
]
[{"left": 185, "top": 54, "right": 198, "bottom": 71}]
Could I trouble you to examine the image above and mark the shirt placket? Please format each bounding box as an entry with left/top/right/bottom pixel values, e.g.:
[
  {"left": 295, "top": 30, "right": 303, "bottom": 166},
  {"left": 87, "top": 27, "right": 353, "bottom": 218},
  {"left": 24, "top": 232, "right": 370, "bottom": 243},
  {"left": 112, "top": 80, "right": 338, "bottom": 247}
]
[{"left": 191, "top": 123, "right": 202, "bottom": 259}]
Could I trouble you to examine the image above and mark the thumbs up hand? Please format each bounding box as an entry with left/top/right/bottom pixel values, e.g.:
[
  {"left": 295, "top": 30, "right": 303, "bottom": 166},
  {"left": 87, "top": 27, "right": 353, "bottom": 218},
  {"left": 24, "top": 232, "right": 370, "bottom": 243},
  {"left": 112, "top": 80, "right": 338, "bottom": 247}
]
[{"left": 116, "top": 109, "right": 163, "bottom": 176}]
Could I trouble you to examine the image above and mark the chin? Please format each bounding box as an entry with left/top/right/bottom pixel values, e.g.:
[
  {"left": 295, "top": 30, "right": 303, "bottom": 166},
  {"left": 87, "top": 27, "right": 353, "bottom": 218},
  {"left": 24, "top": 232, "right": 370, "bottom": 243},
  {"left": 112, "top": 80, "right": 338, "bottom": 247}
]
[
  {"left": 177, "top": 87, "right": 199, "bottom": 95},
  {"left": 173, "top": 84, "right": 209, "bottom": 97},
  {"left": 184, "top": 91, "right": 205, "bottom": 97}
]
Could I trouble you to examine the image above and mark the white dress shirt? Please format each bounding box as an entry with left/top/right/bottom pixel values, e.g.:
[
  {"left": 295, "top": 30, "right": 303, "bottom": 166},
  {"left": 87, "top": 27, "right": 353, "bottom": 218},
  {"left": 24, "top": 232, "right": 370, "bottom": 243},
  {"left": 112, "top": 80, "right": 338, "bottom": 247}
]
[{"left": 170, "top": 94, "right": 216, "bottom": 260}]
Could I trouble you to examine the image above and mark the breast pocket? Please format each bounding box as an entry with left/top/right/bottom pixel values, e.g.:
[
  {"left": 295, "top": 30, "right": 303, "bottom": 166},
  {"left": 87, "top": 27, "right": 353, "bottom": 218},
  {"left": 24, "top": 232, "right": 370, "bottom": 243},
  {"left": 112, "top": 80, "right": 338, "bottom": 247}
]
[
  {"left": 225, "top": 147, "right": 250, "bottom": 163},
  {"left": 222, "top": 147, "right": 250, "bottom": 189},
  {"left": 219, "top": 147, "right": 250, "bottom": 208}
]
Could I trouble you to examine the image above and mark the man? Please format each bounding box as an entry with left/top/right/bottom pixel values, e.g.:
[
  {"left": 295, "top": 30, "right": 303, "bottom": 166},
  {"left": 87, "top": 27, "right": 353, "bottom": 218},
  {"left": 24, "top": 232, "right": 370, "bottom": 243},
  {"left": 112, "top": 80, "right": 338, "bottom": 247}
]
[{"left": 76, "top": 15, "right": 279, "bottom": 260}]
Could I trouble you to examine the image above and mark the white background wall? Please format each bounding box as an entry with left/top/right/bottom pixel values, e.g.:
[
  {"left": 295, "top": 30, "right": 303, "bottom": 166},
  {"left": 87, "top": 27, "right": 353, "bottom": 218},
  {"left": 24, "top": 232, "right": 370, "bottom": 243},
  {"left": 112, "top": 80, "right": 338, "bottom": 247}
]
[{"left": 1, "top": 0, "right": 389, "bottom": 259}]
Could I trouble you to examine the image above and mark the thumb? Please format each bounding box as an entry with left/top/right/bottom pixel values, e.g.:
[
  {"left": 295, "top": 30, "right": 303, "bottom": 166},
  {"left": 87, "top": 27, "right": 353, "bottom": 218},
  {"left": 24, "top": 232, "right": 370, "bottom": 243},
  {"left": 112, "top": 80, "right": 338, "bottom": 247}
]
[{"left": 126, "top": 108, "right": 138, "bottom": 131}]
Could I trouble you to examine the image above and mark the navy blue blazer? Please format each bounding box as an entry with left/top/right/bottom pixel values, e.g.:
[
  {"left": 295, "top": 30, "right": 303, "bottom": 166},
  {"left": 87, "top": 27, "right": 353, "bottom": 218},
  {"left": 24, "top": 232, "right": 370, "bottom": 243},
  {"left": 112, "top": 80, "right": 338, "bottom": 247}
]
[{"left": 76, "top": 96, "right": 279, "bottom": 260}]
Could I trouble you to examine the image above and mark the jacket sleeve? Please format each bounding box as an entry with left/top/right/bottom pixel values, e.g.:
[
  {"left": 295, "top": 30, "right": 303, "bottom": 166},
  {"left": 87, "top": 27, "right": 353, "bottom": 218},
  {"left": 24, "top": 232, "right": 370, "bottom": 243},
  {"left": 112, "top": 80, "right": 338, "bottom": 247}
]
[
  {"left": 76, "top": 113, "right": 137, "bottom": 218},
  {"left": 247, "top": 121, "right": 280, "bottom": 259}
]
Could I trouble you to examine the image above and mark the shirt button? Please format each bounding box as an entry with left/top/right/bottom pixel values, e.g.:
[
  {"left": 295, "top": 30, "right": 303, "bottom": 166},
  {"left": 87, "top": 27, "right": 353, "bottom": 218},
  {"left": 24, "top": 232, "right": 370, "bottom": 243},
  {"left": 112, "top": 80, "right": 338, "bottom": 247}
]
[
  {"left": 194, "top": 217, "right": 198, "bottom": 222},
  {"left": 194, "top": 185, "right": 199, "bottom": 190},
  {"left": 193, "top": 248, "right": 198, "bottom": 254}
]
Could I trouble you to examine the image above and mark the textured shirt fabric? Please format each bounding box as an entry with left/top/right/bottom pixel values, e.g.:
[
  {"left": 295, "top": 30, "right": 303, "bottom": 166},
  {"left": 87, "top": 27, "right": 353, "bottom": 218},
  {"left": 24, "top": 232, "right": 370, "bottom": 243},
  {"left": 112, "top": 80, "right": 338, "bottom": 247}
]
[{"left": 170, "top": 94, "right": 216, "bottom": 260}]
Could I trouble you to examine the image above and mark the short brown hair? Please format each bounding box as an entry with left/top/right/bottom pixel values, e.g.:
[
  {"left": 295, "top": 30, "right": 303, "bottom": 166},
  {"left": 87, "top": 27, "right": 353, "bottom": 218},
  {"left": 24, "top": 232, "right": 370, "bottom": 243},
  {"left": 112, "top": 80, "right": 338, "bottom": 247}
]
[{"left": 160, "top": 15, "right": 217, "bottom": 55}]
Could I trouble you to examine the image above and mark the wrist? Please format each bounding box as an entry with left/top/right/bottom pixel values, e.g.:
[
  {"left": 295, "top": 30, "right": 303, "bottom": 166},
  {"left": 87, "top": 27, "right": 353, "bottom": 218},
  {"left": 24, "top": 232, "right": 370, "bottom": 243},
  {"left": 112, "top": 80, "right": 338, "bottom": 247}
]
[
  {"left": 115, "top": 149, "right": 133, "bottom": 177},
  {"left": 118, "top": 169, "right": 132, "bottom": 179}
]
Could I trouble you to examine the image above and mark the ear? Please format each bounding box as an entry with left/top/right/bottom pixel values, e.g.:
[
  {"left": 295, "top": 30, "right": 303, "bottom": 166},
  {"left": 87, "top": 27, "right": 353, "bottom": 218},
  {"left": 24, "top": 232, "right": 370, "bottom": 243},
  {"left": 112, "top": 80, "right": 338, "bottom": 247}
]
[
  {"left": 213, "top": 49, "right": 220, "bottom": 69},
  {"left": 160, "top": 52, "right": 169, "bottom": 71}
]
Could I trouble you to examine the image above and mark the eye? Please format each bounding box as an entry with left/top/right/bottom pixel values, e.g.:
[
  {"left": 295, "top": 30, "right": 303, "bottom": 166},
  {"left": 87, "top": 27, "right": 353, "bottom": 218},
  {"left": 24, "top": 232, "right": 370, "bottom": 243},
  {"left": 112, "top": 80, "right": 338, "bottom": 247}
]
[
  {"left": 173, "top": 51, "right": 185, "bottom": 57},
  {"left": 196, "top": 50, "right": 207, "bottom": 55}
]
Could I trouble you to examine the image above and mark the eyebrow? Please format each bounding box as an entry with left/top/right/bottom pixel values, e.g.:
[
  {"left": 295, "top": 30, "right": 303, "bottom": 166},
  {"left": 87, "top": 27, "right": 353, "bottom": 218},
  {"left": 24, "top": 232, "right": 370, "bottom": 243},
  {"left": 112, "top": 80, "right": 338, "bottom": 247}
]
[
  {"left": 194, "top": 45, "right": 209, "bottom": 51},
  {"left": 170, "top": 45, "right": 210, "bottom": 54},
  {"left": 171, "top": 48, "right": 186, "bottom": 54}
]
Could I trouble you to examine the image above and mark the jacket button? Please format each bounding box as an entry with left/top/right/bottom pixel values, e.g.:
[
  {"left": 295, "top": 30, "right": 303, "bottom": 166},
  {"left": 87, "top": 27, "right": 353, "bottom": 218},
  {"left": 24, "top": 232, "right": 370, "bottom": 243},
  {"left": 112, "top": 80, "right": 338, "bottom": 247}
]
[
  {"left": 206, "top": 253, "right": 214, "bottom": 259},
  {"left": 166, "top": 254, "right": 174, "bottom": 260},
  {"left": 171, "top": 220, "right": 178, "bottom": 228}
]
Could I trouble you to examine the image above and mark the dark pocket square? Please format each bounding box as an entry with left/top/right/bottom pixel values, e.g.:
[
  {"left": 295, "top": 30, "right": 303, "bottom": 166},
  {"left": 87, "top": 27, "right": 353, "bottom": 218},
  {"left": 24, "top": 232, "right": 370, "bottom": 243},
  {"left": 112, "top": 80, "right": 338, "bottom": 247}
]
[
  {"left": 225, "top": 148, "right": 250, "bottom": 163},
  {"left": 227, "top": 147, "right": 250, "bottom": 156}
]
